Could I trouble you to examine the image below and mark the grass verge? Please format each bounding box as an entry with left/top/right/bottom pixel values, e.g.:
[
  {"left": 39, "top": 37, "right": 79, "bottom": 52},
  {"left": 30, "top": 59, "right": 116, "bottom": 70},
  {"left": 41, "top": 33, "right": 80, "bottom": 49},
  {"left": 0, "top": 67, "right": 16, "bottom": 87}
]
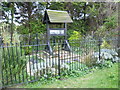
[{"left": 12, "top": 63, "right": 119, "bottom": 88}]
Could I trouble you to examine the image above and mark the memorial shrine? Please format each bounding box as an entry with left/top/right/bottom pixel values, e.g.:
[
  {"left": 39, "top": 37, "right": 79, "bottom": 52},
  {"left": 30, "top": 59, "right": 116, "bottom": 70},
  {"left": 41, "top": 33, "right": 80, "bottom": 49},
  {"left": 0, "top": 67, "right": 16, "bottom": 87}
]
[{"left": 43, "top": 9, "right": 73, "bottom": 54}]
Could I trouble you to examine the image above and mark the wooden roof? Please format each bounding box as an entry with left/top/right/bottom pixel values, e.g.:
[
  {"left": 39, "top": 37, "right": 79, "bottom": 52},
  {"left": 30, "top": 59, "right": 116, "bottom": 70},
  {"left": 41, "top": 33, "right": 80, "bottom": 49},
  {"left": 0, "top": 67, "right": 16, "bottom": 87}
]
[{"left": 43, "top": 10, "right": 73, "bottom": 23}]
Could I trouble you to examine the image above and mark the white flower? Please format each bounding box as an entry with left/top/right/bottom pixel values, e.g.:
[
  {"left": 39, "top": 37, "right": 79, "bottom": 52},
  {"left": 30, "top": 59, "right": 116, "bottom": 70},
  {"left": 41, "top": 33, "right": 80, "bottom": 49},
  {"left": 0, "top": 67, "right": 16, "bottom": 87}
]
[{"left": 44, "top": 74, "right": 48, "bottom": 78}]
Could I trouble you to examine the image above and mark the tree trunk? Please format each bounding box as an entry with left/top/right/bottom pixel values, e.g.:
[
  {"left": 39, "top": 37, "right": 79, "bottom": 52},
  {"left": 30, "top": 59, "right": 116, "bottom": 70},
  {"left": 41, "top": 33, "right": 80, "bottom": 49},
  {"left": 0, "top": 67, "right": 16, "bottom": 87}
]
[
  {"left": 10, "top": 3, "right": 14, "bottom": 43},
  {"left": 118, "top": 3, "right": 120, "bottom": 57},
  {"left": 27, "top": 2, "right": 32, "bottom": 33},
  {"left": 83, "top": 2, "right": 86, "bottom": 22},
  {"left": 117, "top": 27, "right": 120, "bottom": 57}
]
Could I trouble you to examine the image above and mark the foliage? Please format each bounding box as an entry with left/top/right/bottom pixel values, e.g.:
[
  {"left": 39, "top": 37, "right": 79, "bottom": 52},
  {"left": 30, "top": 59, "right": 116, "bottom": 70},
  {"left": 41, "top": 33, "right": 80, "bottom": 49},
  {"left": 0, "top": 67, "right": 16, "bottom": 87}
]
[
  {"left": 15, "top": 2, "right": 42, "bottom": 33},
  {"left": 69, "top": 62, "right": 89, "bottom": 71},
  {"left": 95, "top": 26, "right": 106, "bottom": 37},
  {"left": 15, "top": 62, "right": 118, "bottom": 88},
  {"left": 94, "top": 49, "right": 119, "bottom": 68},
  {"left": 26, "top": 59, "right": 90, "bottom": 82},
  {"left": 1, "top": 30, "right": 21, "bottom": 44},
  {"left": 96, "top": 61, "right": 113, "bottom": 68},
  {"left": 49, "top": 2, "right": 64, "bottom": 10},
  {"left": 1, "top": 2, "right": 119, "bottom": 87},
  {"left": 1, "top": 46, "right": 27, "bottom": 84},
  {"left": 1, "top": 2, "right": 99, "bottom": 37},
  {"left": 69, "top": 31, "right": 82, "bottom": 41},
  {"left": 101, "top": 39, "right": 111, "bottom": 49},
  {"left": 1, "top": 2, "right": 118, "bottom": 40},
  {"left": 23, "top": 46, "right": 32, "bottom": 55},
  {"left": 29, "top": 20, "right": 46, "bottom": 34},
  {"left": 95, "top": 14, "right": 118, "bottom": 38},
  {"left": 68, "top": 31, "right": 82, "bottom": 47},
  {"left": 1, "top": 31, "right": 11, "bottom": 44},
  {"left": 0, "top": 23, "right": 21, "bottom": 44},
  {"left": 12, "top": 32, "right": 21, "bottom": 44},
  {"left": 80, "top": 50, "right": 96, "bottom": 67},
  {"left": 67, "top": 20, "right": 86, "bottom": 37},
  {"left": 84, "top": 36, "right": 98, "bottom": 51},
  {"left": 53, "top": 43, "right": 60, "bottom": 52},
  {"left": 1, "top": 2, "right": 16, "bottom": 24},
  {"left": 26, "top": 57, "right": 70, "bottom": 77},
  {"left": 16, "top": 25, "right": 29, "bottom": 34},
  {"left": 17, "top": 19, "right": 46, "bottom": 35},
  {"left": 104, "top": 15, "right": 117, "bottom": 30}
]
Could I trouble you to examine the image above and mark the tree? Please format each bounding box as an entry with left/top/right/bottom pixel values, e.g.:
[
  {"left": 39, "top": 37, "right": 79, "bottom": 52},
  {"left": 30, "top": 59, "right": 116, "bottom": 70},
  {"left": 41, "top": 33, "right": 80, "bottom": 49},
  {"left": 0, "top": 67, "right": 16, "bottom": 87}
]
[
  {"left": 15, "top": 2, "right": 35, "bottom": 33},
  {"left": 1, "top": 2, "right": 16, "bottom": 42}
]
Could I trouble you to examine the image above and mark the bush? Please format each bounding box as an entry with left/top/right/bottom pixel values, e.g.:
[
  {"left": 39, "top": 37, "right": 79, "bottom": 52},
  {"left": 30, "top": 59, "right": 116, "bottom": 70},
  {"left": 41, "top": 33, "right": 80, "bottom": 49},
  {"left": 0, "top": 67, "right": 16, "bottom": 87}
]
[
  {"left": 94, "top": 15, "right": 117, "bottom": 38},
  {"left": 69, "top": 62, "right": 89, "bottom": 71},
  {"left": 60, "top": 62, "right": 89, "bottom": 77},
  {"left": 93, "top": 49, "right": 119, "bottom": 68},
  {"left": 1, "top": 31, "right": 11, "bottom": 44},
  {"left": 101, "top": 39, "right": 111, "bottom": 49},
  {"left": 23, "top": 46, "right": 32, "bottom": 55},
  {"left": 1, "top": 30, "right": 21, "bottom": 44},
  {"left": 80, "top": 50, "right": 96, "bottom": 67},
  {"left": 69, "top": 31, "right": 82, "bottom": 41},
  {"left": 69, "top": 31, "right": 82, "bottom": 47},
  {"left": 104, "top": 16, "right": 117, "bottom": 29}
]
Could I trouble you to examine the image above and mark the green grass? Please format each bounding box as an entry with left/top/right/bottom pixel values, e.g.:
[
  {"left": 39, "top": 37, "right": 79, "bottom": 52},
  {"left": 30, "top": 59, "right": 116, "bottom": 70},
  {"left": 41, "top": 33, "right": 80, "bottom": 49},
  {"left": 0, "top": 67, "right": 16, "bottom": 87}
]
[{"left": 13, "top": 63, "right": 119, "bottom": 88}]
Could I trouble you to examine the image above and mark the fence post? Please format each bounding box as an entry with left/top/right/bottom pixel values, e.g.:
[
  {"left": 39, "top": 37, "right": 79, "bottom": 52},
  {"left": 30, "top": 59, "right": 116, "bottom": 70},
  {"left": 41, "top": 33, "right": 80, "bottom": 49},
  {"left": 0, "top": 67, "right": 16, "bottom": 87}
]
[
  {"left": 58, "top": 40, "right": 61, "bottom": 78},
  {"left": 0, "top": 44, "right": 3, "bottom": 89},
  {"left": 36, "top": 33, "right": 38, "bottom": 53},
  {"left": 98, "top": 38, "right": 102, "bottom": 61}
]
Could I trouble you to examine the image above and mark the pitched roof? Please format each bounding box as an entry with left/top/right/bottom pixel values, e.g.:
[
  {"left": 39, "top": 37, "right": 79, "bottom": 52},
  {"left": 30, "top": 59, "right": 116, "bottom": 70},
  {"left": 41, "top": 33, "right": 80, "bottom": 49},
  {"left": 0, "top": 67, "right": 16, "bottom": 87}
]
[{"left": 43, "top": 9, "right": 73, "bottom": 23}]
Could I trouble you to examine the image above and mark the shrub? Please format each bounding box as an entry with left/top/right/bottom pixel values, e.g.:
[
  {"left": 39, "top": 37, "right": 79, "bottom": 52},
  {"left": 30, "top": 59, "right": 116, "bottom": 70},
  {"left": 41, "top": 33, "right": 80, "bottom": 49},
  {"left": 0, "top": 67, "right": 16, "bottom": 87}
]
[
  {"left": 60, "top": 62, "right": 89, "bottom": 77},
  {"left": 69, "top": 62, "right": 89, "bottom": 71},
  {"left": 104, "top": 16, "right": 117, "bottom": 30},
  {"left": 80, "top": 50, "right": 96, "bottom": 67},
  {"left": 23, "top": 46, "right": 32, "bottom": 55},
  {"left": 12, "top": 32, "right": 21, "bottom": 44},
  {"left": 69, "top": 31, "right": 82, "bottom": 47},
  {"left": 93, "top": 49, "right": 119, "bottom": 68},
  {"left": 1, "top": 31, "right": 11, "bottom": 44},
  {"left": 101, "top": 39, "right": 111, "bottom": 49},
  {"left": 1, "top": 30, "right": 21, "bottom": 45},
  {"left": 69, "top": 31, "right": 82, "bottom": 41},
  {"left": 95, "top": 26, "right": 106, "bottom": 37},
  {"left": 94, "top": 15, "right": 117, "bottom": 38}
]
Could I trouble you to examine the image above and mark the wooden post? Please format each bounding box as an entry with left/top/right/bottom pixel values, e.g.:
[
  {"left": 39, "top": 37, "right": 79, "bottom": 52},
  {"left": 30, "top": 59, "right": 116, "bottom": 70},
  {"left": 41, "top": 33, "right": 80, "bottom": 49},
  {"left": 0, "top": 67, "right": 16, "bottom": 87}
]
[
  {"left": 63, "top": 23, "right": 71, "bottom": 52},
  {"left": 64, "top": 23, "right": 67, "bottom": 40},
  {"left": 46, "top": 22, "right": 53, "bottom": 54},
  {"left": 46, "top": 23, "right": 50, "bottom": 42}
]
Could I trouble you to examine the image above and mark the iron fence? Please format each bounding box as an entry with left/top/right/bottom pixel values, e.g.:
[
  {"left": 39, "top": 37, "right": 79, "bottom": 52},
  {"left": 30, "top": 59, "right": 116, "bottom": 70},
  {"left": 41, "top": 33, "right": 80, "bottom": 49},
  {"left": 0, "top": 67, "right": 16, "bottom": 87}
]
[{"left": 0, "top": 35, "right": 119, "bottom": 88}]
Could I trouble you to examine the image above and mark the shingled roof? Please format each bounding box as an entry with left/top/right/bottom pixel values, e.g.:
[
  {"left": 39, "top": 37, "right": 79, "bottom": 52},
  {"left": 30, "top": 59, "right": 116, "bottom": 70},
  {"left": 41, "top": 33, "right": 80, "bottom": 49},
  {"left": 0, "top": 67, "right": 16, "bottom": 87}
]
[{"left": 43, "top": 9, "right": 73, "bottom": 23}]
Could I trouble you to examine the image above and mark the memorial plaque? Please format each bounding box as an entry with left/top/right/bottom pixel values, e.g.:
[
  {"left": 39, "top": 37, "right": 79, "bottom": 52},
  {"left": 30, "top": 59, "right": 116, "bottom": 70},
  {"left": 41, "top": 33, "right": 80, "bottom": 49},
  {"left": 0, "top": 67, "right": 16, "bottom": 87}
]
[{"left": 50, "top": 30, "right": 64, "bottom": 35}]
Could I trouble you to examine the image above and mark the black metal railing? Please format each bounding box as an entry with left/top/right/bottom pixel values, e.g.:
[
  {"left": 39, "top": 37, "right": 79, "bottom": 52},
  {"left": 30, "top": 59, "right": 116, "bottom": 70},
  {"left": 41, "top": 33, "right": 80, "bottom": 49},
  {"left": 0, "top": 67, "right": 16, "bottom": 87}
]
[{"left": 0, "top": 36, "right": 119, "bottom": 88}]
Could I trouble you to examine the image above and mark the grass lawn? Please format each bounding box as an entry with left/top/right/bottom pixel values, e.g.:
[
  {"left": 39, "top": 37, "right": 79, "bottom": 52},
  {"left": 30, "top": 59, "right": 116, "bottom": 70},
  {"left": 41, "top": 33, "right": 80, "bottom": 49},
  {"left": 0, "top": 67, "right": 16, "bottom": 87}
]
[{"left": 13, "top": 63, "right": 119, "bottom": 88}]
